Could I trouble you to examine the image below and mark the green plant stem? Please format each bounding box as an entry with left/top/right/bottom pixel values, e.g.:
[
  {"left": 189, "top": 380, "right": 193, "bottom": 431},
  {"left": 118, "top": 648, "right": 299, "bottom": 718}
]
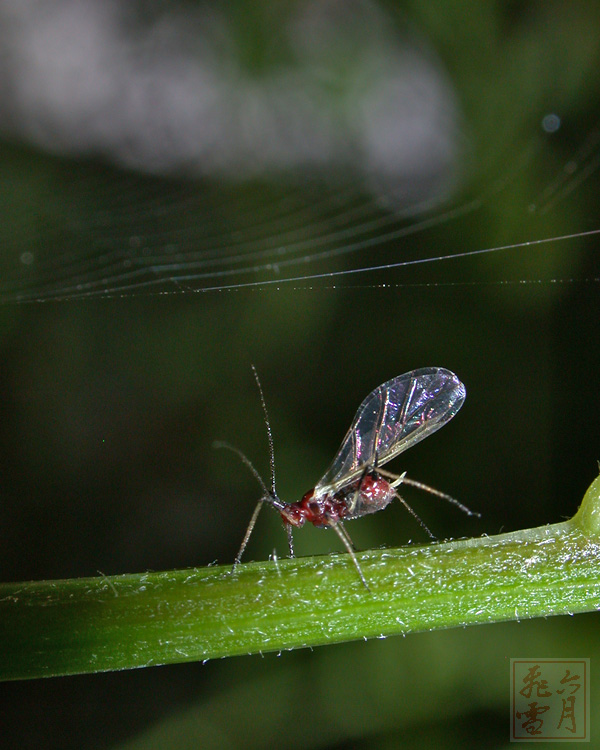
[{"left": 2, "top": 475, "right": 600, "bottom": 681}]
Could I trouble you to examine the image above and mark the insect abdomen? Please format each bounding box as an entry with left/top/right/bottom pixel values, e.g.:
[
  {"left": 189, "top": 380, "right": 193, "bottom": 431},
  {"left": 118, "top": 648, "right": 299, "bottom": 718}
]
[{"left": 341, "top": 472, "right": 395, "bottom": 519}]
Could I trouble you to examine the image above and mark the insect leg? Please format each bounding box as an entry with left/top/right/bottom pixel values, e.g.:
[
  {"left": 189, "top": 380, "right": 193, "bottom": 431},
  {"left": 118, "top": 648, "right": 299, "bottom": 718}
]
[
  {"left": 233, "top": 497, "right": 266, "bottom": 571},
  {"left": 378, "top": 467, "right": 479, "bottom": 517},
  {"left": 372, "top": 466, "right": 436, "bottom": 537},
  {"left": 389, "top": 489, "right": 436, "bottom": 539},
  {"left": 347, "top": 465, "right": 371, "bottom": 516},
  {"left": 398, "top": 476, "right": 480, "bottom": 516},
  {"left": 285, "top": 522, "right": 295, "bottom": 558},
  {"left": 329, "top": 521, "right": 370, "bottom": 590},
  {"left": 215, "top": 438, "right": 289, "bottom": 569}
]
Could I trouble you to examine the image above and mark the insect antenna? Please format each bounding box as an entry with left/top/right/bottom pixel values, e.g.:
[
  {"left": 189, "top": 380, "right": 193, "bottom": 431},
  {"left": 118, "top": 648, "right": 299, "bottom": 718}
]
[
  {"left": 250, "top": 365, "right": 300, "bottom": 558},
  {"left": 212, "top": 440, "right": 270, "bottom": 498},
  {"left": 251, "top": 364, "right": 277, "bottom": 496}
]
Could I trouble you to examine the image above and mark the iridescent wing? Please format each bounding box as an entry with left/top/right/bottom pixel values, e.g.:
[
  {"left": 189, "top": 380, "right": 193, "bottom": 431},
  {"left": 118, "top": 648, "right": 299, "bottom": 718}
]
[{"left": 314, "top": 367, "right": 465, "bottom": 497}]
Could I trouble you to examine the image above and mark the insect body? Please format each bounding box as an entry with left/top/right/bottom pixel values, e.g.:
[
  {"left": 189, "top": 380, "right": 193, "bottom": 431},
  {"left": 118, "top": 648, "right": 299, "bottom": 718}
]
[
  {"left": 287, "top": 470, "right": 394, "bottom": 527},
  {"left": 218, "top": 366, "right": 472, "bottom": 588}
]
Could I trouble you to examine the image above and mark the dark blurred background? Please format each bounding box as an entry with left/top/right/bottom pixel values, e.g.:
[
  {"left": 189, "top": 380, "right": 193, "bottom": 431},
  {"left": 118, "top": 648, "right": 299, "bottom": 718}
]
[{"left": 1, "top": 1, "right": 600, "bottom": 748}]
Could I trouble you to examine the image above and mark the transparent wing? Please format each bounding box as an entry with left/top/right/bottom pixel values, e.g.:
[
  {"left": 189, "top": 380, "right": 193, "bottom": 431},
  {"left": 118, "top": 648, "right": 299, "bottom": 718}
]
[{"left": 314, "top": 367, "right": 466, "bottom": 496}]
